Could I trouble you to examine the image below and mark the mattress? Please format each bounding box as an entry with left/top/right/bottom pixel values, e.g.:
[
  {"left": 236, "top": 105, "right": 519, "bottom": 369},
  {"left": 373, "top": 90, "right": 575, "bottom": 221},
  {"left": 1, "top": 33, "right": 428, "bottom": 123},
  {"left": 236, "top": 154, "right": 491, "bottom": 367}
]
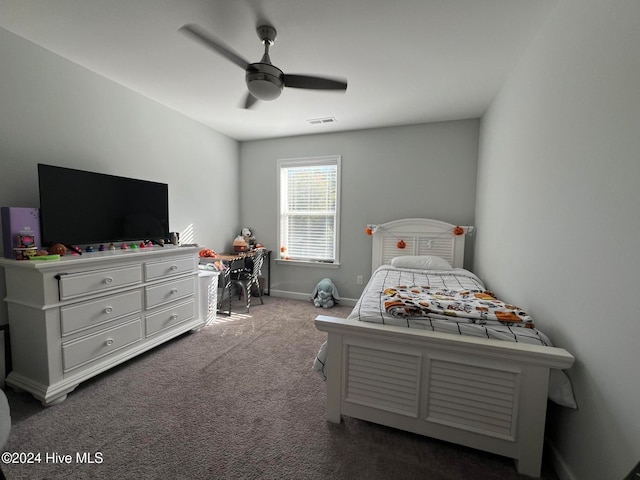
[{"left": 348, "top": 265, "right": 551, "bottom": 345}]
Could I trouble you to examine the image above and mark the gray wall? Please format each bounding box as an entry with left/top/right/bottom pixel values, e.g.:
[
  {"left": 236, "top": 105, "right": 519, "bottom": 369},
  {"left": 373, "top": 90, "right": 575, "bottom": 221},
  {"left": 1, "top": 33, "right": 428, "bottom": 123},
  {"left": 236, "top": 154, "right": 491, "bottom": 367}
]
[
  {"left": 239, "top": 120, "right": 479, "bottom": 302},
  {"left": 474, "top": 1, "right": 640, "bottom": 479},
  {"left": 0, "top": 27, "right": 239, "bottom": 325}
]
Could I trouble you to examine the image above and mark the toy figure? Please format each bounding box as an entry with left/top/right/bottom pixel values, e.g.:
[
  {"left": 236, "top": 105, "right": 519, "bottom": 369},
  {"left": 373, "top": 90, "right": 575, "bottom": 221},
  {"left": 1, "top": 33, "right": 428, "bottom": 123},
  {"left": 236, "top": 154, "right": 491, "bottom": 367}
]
[
  {"left": 241, "top": 227, "right": 257, "bottom": 249},
  {"left": 311, "top": 278, "right": 340, "bottom": 308},
  {"left": 49, "top": 243, "right": 67, "bottom": 256}
]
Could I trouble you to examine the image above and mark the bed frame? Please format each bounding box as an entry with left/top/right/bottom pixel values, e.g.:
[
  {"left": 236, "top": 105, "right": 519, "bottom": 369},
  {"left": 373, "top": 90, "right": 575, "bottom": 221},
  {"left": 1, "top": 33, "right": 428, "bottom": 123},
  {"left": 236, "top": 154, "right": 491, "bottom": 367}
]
[{"left": 315, "top": 218, "right": 574, "bottom": 477}]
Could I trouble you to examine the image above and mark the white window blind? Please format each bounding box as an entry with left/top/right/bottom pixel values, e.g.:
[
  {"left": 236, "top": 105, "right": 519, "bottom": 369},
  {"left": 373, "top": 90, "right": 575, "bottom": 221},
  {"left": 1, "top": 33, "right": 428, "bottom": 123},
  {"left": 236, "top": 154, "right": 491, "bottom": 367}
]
[{"left": 277, "top": 156, "right": 341, "bottom": 263}]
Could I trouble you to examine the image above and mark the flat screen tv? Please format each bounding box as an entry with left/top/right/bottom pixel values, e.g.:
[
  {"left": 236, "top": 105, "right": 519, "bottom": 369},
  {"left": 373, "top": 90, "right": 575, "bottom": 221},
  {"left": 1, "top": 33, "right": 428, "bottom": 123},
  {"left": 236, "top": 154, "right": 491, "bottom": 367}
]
[{"left": 38, "top": 164, "right": 170, "bottom": 247}]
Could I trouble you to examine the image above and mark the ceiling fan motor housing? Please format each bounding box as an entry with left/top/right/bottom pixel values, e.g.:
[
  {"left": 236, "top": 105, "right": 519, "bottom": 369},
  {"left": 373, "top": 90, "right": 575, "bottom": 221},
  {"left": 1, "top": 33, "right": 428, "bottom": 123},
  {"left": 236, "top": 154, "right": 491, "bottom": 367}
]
[{"left": 246, "top": 63, "right": 284, "bottom": 100}]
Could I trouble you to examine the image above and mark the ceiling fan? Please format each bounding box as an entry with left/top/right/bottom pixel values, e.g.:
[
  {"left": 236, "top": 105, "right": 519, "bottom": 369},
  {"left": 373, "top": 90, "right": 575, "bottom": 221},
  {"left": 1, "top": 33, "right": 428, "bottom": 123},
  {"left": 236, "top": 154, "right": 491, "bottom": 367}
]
[{"left": 179, "top": 23, "right": 348, "bottom": 109}]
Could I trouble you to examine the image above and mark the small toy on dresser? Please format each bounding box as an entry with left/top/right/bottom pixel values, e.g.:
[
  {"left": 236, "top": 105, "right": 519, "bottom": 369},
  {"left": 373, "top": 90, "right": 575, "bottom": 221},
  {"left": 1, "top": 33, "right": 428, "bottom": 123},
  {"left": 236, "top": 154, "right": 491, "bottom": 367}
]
[
  {"left": 1, "top": 206, "right": 41, "bottom": 259},
  {"left": 13, "top": 231, "right": 38, "bottom": 259},
  {"left": 311, "top": 278, "right": 340, "bottom": 308}
]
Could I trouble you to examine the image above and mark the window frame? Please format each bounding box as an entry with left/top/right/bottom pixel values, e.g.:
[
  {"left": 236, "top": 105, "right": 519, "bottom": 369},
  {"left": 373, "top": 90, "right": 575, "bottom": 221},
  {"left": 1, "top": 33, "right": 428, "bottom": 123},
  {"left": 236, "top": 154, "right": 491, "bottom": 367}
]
[{"left": 276, "top": 155, "right": 341, "bottom": 267}]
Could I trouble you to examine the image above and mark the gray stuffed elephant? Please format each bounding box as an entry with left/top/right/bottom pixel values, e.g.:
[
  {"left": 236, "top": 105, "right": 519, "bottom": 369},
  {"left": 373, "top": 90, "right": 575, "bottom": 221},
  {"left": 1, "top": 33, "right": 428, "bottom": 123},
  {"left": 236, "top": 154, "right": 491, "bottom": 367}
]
[{"left": 311, "top": 278, "right": 340, "bottom": 308}]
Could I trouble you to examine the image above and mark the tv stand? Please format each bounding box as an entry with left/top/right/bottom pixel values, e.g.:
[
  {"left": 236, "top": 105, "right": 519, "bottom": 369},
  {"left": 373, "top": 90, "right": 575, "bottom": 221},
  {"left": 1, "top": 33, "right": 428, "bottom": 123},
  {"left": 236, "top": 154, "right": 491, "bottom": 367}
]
[{"left": 0, "top": 246, "right": 203, "bottom": 406}]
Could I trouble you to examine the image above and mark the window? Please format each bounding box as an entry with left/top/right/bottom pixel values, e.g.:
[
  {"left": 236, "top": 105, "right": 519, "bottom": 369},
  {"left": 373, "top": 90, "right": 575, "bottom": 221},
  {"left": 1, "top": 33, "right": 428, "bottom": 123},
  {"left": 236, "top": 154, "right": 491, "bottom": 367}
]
[{"left": 277, "top": 155, "right": 341, "bottom": 265}]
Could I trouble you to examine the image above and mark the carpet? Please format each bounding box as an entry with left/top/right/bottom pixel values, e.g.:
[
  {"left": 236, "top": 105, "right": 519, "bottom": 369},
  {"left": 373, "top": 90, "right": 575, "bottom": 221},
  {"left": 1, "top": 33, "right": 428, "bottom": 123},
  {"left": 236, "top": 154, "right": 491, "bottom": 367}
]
[{"left": 1, "top": 297, "right": 559, "bottom": 479}]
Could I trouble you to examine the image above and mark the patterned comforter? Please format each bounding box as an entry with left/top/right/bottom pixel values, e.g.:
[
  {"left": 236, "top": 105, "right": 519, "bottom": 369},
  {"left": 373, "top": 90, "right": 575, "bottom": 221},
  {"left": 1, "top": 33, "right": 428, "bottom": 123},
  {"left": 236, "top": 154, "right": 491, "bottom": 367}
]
[{"left": 383, "top": 285, "right": 535, "bottom": 327}]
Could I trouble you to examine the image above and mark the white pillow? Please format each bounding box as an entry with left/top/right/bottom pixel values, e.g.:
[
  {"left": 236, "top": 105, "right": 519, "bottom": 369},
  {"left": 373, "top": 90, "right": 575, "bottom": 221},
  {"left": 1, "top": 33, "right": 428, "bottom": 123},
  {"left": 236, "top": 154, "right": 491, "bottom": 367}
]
[
  {"left": 390, "top": 255, "right": 452, "bottom": 270},
  {"left": 548, "top": 370, "right": 577, "bottom": 409}
]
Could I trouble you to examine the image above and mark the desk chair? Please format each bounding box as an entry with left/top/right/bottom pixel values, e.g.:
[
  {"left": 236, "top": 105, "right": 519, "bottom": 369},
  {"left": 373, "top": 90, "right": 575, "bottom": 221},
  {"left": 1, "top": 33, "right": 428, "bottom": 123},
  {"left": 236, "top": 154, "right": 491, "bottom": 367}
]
[
  {"left": 218, "top": 264, "right": 238, "bottom": 316},
  {"left": 231, "top": 248, "right": 265, "bottom": 312}
]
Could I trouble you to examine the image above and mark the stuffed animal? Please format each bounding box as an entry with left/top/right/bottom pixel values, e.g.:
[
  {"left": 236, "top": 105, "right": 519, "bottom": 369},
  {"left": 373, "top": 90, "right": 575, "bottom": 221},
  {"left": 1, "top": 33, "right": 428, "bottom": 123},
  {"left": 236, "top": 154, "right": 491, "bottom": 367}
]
[
  {"left": 241, "top": 227, "right": 257, "bottom": 249},
  {"left": 311, "top": 278, "right": 340, "bottom": 308}
]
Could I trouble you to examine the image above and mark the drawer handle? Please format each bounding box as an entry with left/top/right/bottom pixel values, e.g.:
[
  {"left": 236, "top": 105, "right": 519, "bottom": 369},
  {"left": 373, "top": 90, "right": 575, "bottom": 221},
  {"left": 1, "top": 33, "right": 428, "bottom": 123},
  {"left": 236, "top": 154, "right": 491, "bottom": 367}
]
[
  {"left": 170, "top": 265, "right": 178, "bottom": 271},
  {"left": 104, "top": 306, "right": 113, "bottom": 314},
  {"left": 103, "top": 277, "right": 114, "bottom": 285},
  {"left": 171, "top": 288, "right": 178, "bottom": 294},
  {"left": 170, "top": 314, "right": 178, "bottom": 320},
  {"left": 105, "top": 338, "right": 114, "bottom": 347}
]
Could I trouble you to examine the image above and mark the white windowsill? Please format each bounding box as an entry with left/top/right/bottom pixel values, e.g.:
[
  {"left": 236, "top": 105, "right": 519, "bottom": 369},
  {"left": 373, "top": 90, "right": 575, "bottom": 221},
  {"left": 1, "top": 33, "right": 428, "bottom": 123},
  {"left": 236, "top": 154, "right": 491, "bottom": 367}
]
[{"left": 275, "top": 259, "right": 340, "bottom": 268}]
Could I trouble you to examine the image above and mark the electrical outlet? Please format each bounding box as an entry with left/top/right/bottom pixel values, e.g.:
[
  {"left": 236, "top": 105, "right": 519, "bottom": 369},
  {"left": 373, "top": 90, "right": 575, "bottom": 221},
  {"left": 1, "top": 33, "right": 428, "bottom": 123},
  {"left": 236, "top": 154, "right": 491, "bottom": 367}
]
[{"left": 356, "top": 275, "right": 364, "bottom": 285}]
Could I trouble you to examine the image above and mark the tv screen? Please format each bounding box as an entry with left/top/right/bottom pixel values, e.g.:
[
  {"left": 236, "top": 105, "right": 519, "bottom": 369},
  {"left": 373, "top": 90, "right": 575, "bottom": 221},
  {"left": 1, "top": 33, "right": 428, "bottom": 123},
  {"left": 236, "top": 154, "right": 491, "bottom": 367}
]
[{"left": 38, "top": 164, "right": 170, "bottom": 247}]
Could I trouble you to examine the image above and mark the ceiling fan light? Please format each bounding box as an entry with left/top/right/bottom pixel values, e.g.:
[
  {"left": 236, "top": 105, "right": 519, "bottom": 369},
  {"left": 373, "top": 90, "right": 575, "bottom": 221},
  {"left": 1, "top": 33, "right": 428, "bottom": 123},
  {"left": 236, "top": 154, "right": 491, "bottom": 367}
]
[
  {"left": 247, "top": 77, "right": 283, "bottom": 100},
  {"left": 246, "top": 63, "right": 284, "bottom": 101}
]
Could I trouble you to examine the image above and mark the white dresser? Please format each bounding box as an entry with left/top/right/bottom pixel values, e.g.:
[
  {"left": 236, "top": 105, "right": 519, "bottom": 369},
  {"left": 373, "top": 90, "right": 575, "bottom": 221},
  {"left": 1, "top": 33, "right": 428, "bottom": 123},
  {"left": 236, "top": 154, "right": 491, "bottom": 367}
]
[{"left": 0, "top": 246, "right": 203, "bottom": 406}]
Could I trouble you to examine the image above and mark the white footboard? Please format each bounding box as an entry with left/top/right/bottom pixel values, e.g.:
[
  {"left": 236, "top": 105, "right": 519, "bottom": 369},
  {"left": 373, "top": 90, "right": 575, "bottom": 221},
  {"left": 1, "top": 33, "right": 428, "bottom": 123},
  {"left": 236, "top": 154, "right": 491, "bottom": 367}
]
[{"left": 315, "top": 315, "right": 574, "bottom": 478}]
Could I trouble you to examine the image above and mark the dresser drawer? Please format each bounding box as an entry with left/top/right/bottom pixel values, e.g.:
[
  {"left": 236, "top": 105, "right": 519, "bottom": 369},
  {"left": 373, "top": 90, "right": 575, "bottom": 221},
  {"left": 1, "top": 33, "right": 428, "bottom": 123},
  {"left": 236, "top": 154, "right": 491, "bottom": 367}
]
[
  {"left": 145, "top": 300, "right": 195, "bottom": 337},
  {"left": 145, "top": 276, "right": 195, "bottom": 309},
  {"left": 62, "top": 318, "right": 142, "bottom": 373},
  {"left": 60, "top": 290, "right": 142, "bottom": 336},
  {"left": 59, "top": 265, "right": 142, "bottom": 300},
  {"left": 145, "top": 256, "right": 195, "bottom": 281}
]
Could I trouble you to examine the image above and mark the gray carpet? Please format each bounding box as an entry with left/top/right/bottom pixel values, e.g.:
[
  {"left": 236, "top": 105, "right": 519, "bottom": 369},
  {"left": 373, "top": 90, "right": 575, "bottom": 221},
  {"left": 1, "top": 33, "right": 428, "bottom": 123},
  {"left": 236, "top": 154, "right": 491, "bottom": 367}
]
[{"left": 2, "top": 297, "right": 559, "bottom": 479}]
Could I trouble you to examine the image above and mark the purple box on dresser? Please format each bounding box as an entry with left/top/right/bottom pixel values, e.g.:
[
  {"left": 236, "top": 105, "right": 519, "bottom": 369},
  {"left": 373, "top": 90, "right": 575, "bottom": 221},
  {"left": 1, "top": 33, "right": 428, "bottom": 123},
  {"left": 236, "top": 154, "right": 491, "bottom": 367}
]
[{"left": 1, "top": 207, "right": 41, "bottom": 259}]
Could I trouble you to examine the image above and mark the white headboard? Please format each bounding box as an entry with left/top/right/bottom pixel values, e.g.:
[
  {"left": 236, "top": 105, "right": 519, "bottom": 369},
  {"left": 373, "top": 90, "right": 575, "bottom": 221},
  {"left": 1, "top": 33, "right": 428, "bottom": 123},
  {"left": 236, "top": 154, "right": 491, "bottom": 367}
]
[{"left": 370, "top": 218, "right": 471, "bottom": 273}]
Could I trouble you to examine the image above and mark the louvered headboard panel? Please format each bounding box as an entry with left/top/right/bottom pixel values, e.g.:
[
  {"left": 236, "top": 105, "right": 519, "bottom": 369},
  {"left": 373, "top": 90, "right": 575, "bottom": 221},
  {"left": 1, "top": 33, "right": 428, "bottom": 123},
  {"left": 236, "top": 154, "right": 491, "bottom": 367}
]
[{"left": 371, "top": 218, "right": 470, "bottom": 272}]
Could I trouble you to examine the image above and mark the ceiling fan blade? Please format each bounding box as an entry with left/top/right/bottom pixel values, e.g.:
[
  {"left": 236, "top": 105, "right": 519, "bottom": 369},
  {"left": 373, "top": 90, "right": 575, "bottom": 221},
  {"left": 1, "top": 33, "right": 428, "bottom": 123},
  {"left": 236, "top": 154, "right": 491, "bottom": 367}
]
[
  {"left": 245, "top": 0, "right": 272, "bottom": 32},
  {"left": 179, "top": 24, "right": 250, "bottom": 70},
  {"left": 283, "top": 74, "right": 347, "bottom": 91},
  {"left": 242, "top": 92, "right": 259, "bottom": 109}
]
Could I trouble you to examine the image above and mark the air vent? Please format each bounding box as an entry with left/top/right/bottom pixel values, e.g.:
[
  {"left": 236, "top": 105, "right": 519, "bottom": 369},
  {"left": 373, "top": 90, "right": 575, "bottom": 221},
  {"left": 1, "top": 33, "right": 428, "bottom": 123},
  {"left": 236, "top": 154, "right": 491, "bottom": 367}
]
[{"left": 307, "top": 117, "right": 336, "bottom": 125}]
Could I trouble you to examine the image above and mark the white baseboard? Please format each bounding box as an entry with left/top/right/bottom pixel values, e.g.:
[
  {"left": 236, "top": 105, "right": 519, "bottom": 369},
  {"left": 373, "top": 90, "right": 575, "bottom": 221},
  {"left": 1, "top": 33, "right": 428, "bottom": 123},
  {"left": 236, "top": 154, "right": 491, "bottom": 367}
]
[
  {"left": 269, "top": 290, "right": 358, "bottom": 307},
  {"left": 547, "top": 439, "right": 576, "bottom": 480}
]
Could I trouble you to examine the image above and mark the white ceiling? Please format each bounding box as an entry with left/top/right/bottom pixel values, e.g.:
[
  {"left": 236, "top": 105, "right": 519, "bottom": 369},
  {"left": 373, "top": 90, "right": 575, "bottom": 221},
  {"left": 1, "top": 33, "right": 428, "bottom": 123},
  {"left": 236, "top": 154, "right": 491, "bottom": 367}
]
[{"left": 0, "top": 0, "right": 556, "bottom": 141}]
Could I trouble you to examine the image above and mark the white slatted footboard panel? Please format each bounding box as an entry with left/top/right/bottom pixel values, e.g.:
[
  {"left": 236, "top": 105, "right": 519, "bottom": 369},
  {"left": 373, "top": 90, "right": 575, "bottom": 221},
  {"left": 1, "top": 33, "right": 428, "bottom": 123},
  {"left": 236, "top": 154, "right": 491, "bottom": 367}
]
[
  {"left": 344, "top": 345, "right": 421, "bottom": 417},
  {"left": 425, "top": 358, "right": 520, "bottom": 441}
]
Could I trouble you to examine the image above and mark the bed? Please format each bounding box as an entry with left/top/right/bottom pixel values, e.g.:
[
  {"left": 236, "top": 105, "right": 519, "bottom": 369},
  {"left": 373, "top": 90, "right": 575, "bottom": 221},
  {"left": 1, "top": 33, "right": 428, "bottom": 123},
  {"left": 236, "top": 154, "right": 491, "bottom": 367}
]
[{"left": 314, "top": 218, "right": 575, "bottom": 478}]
